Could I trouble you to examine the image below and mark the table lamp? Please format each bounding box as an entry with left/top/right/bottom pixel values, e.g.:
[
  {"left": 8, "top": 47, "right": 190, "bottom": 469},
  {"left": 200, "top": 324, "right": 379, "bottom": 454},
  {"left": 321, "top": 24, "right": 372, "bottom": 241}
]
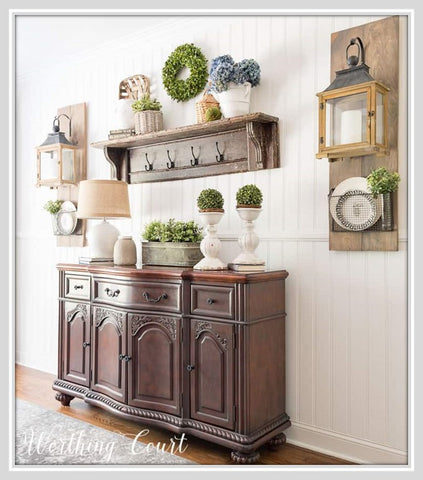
[{"left": 76, "top": 179, "right": 131, "bottom": 259}]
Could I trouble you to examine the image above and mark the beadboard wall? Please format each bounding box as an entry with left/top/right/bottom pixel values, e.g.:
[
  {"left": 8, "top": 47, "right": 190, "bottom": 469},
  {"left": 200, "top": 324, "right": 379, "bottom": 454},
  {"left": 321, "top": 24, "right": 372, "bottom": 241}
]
[{"left": 15, "top": 14, "right": 408, "bottom": 464}]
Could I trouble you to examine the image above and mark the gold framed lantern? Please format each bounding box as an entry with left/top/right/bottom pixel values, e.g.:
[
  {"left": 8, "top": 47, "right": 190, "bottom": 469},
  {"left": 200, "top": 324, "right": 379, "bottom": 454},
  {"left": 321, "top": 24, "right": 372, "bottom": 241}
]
[
  {"left": 316, "top": 37, "right": 389, "bottom": 160},
  {"left": 36, "top": 114, "right": 78, "bottom": 188}
]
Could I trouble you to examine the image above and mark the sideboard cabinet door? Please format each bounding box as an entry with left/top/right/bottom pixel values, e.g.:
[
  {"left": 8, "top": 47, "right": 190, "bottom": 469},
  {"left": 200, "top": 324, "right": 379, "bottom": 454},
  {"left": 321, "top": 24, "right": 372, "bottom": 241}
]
[
  {"left": 189, "top": 319, "right": 235, "bottom": 430},
  {"left": 127, "top": 314, "right": 181, "bottom": 415},
  {"left": 62, "top": 301, "right": 91, "bottom": 387},
  {"left": 92, "top": 306, "right": 127, "bottom": 403}
]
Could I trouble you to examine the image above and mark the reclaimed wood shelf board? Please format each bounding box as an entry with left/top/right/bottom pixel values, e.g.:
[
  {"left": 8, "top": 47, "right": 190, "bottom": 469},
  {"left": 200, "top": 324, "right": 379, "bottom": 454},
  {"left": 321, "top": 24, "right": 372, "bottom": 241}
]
[{"left": 91, "top": 113, "right": 280, "bottom": 184}]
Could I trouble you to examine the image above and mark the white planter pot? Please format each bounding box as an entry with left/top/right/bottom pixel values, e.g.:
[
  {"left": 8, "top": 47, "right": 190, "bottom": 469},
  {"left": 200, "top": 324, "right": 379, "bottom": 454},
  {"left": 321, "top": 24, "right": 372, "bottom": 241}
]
[
  {"left": 215, "top": 82, "right": 251, "bottom": 118},
  {"left": 231, "top": 207, "right": 265, "bottom": 265},
  {"left": 193, "top": 211, "right": 227, "bottom": 271}
]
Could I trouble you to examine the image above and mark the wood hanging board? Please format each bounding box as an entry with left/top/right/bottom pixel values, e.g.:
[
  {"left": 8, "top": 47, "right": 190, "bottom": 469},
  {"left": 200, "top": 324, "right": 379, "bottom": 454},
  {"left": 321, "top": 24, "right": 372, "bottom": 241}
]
[{"left": 328, "top": 16, "right": 401, "bottom": 251}]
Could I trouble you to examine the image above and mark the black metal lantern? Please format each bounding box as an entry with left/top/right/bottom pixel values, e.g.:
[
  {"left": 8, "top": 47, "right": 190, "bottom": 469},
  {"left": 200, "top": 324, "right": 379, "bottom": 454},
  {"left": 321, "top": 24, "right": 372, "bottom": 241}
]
[
  {"left": 36, "top": 114, "right": 78, "bottom": 188},
  {"left": 316, "top": 37, "right": 389, "bottom": 160}
]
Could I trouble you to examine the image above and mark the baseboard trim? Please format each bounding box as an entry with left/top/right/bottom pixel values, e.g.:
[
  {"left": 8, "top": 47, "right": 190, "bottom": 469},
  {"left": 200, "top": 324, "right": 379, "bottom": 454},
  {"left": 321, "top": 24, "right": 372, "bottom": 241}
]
[{"left": 286, "top": 422, "right": 408, "bottom": 465}]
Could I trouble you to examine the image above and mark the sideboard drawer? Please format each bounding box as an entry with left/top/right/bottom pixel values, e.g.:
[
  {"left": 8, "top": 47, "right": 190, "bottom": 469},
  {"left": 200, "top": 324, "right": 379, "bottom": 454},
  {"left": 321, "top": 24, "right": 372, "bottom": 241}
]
[
  {"left": 190, "top": 284, "right": 235, "bottom": 319},
  {"left": 64, "top": 274, "right": 91, "bottom": 300},
  {"left": 94, "top": 279, "right": 181, "bottom": 313}
]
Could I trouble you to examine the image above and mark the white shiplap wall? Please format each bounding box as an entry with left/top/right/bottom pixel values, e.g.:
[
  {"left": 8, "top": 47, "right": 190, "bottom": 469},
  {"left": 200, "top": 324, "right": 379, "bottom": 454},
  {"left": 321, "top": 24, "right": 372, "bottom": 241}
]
[{"left": 15, "top": 14, "right": 408, "bottom": 464}]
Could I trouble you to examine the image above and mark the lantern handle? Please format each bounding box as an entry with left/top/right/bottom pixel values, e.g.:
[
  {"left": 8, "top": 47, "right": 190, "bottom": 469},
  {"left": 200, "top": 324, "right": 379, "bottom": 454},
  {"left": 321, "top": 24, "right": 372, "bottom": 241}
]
[
  {"left": 346, "top": 37, "right": 365, "bottom": 67},
  {"left": 53, "top": 114, "right": 72, "bottom": 136}
]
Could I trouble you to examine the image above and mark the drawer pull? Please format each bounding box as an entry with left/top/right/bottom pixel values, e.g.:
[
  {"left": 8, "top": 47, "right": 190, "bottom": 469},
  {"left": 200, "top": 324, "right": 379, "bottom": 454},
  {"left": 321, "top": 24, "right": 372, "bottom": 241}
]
[
  {"left": 207, "top": 298, "right": 215, "bottom": 305},
  {"left": 82, "top": 342, "right": 90, "bottom": 348},
  {"left": 105, "top": 288, "right": 120, "bottom": 298},
  {"left": 143, "top": 292, "right": 168, "bottom": 303},
  {"left": 119, "top": 354, "right": 131, "bottom": 362},
  {"left": 74, "top": 284, "right": 84, "bottom": 290},
  {"left": 186, "top": 364, "right": 195, "bottom": 372}
]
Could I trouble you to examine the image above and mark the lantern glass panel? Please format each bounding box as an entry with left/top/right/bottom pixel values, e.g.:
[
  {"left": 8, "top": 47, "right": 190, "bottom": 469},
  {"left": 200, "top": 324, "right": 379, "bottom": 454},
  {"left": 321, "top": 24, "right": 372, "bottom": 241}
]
[
  {"left": 62, "top": 148, "right": 75, "bottom": 182},
  {"left": 376, "top": 91, "right": 385, "bottom": 145},
  {"left": 40, "top": 149, "right": 59, "bottom": 180},
  {"left": 326, "top": 92, "right": 367, "bottom": 146}
]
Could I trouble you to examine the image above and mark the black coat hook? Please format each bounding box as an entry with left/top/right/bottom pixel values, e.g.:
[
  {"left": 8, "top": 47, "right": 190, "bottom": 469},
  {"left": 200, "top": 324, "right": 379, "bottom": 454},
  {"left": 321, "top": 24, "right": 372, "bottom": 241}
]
[
  {"left": 215, "top": 142, "right": 224, "bottom": 162},
  {"left": 190, "top": 146, "right": 199, "bottom": 166},
  {"left": 166, "top": 150, "right": 175, "bottom": 169},
  {"left": 145, "top": 152, "right": 153, "bottom": 171}
]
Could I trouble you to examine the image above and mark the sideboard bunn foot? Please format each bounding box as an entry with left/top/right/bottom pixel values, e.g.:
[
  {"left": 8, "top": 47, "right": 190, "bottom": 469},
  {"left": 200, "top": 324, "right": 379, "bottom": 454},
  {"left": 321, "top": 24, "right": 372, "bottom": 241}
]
[{"left": 52, "top": 264, "right": 290, "bottom": 463}]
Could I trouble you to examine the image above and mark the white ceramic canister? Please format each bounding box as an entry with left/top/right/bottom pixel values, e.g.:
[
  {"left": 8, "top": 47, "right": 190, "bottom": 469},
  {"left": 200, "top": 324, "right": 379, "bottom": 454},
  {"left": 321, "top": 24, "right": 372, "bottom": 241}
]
[{"left": 113, "top": 236, "right": 137, "bottom": 266}]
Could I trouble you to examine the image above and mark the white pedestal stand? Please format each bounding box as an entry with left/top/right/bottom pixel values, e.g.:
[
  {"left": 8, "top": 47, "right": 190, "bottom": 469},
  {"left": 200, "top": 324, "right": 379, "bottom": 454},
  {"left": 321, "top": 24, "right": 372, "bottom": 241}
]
[
  {"left": 231, "top": 208, "right": 265, "bottom": 266},
  {"left": 193, "top": 211, "right": 227, "bottom": 270}
]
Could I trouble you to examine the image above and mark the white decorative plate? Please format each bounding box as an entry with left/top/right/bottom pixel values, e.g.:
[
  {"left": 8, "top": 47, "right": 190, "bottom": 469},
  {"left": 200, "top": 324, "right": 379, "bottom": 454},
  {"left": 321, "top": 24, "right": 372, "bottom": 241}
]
[
  {"left": 329, "top": 177, "right": 382, "bottom": 231},
  {"left": 57, "top": 201, "right": 78, "bottom": 235}
]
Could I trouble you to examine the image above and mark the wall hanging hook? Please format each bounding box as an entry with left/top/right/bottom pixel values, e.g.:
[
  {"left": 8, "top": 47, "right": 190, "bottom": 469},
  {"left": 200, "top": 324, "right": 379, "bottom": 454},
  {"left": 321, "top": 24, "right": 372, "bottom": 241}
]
[
  {"left": 190, "top": 146, "right": 199, "bottom": 166},
  {"left": 215, "top": 142, "right": 224, "bottom": 162},
  {"left": 166, "top": 150, "right": 175, "bottom": 169},
  {"left": 144, "top": 152, "right": 153, "bottom": 171}
]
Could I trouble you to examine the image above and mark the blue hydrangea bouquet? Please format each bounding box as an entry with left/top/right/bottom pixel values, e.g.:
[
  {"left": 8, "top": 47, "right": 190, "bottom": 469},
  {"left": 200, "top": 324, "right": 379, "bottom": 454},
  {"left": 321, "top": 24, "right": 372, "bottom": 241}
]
[{"left": 209, "top": 55, "right": 261, "bottom": 93}]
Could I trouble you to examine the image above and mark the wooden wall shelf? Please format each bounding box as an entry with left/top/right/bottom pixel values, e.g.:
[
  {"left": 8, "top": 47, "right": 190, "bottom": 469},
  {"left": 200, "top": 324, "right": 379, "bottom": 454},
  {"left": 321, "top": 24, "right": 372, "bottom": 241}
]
[{"left": 91, "top": 113, "right": 280, "bottom": 184}]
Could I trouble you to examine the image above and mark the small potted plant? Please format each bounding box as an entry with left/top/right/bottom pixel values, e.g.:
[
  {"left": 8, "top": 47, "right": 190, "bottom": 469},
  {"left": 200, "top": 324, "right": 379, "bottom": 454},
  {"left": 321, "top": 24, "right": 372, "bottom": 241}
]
[
  {"left": 141, "top": 218, "right": 203, "bottom": 267},
  {"left": 43, "top": 200, "right": 64, "bottom": 235},
  {"left": 209, "top": 55, "right": 261, "bottom": 118},
  {"left": 194, "top": 188, "right": 226, "bottom": 270},
  {"left": 131, "top": 94, "right": 163, "bottom": 134},
  {"left": 231, "top": 185, "right": 265, "bottom": 267},
  {"left": 366, "top": 167, "right": 400, "bottom": 231}
]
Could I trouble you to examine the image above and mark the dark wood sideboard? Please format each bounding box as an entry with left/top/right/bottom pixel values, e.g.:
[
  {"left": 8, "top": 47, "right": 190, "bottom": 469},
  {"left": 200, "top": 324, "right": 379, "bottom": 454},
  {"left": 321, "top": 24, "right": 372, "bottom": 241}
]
[{"left": 53, "top": 264, "right": 290, "bottom": 463}]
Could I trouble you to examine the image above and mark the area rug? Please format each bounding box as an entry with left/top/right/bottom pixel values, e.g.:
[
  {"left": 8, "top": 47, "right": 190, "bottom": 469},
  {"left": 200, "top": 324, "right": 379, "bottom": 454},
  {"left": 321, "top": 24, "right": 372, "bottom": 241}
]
[{"left": 15, "top": 399, "right": 195, "bottom": 466}]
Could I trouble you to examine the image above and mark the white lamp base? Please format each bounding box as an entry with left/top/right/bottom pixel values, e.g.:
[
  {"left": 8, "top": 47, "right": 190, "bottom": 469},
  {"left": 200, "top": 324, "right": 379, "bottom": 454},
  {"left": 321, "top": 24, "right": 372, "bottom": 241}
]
[{"left": 87, "top": 219, "right": 119, "bottom": 259}]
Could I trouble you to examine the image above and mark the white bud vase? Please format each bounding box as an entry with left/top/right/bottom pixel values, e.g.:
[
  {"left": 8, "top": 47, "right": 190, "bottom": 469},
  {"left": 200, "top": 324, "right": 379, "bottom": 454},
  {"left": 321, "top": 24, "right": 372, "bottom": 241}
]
[
  {"left": 193, "top": 211, "right": 227, "bottom": 270},
  {"left": 113, "top": 236, "right": 137, "bottom": 266},
  {"left": 232, "top": 207, "right": 264, "bottom": 265}
]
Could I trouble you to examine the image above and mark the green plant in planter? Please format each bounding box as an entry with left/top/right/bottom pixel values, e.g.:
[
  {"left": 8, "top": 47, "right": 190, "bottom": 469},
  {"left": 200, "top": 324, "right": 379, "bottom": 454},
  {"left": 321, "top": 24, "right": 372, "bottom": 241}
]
[
  {"left": 197, "top": 188, "right": 224, "bottom": 211},
  {"left": 236, "top": 184, "right": 263, "bottom": 207},
  {"left": 142, "top": 219, "right": 202, "bottom": 243},
  {"left": 366, "top": 167, "right": 400, "bottom": 198},
  {"left": 205, "top": 106, "right": 222, "bottom": 122},
  {"left": 43, "top": 200, "right": 64, "bottom": 215},
  {"left": 131, "top": 94, "right": 162, "bottom": 112}
]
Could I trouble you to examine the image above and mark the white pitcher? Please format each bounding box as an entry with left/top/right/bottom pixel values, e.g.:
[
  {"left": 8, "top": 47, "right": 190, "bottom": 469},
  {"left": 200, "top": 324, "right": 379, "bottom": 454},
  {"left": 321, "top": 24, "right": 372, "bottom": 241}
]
[{"left": 216, "top": 82, "right": 252, "bottom": 118}]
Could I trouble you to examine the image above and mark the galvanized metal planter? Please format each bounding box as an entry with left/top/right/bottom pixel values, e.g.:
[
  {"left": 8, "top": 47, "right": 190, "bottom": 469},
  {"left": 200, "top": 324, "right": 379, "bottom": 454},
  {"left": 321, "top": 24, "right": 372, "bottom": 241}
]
[{"left": 141, "top": 242, "right": 203, "bottom": 267}]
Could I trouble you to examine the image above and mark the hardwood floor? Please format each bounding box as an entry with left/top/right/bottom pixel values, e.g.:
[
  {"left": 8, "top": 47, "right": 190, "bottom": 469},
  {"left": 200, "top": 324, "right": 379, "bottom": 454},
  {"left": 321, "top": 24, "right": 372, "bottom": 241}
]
[{"left": 15, "top": 364, "right": 353, "bottom": 466}]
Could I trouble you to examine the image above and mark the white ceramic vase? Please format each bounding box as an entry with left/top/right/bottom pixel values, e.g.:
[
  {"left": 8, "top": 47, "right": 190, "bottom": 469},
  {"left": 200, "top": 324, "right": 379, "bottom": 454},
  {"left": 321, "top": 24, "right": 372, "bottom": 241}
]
[
  {"left": 193, "top": 211, "right": 227, "bottom": 270},
  {"left": 87, "top": 219, "right": 119, "bottom": 259},
  {"left": 231, "top": 207, "right": 264, "bottom": 265},
  {"left": 215, "top": 82, "right": 251, "bottom": 118},
  {"left": 112, "top": 99, "right": 135, "bottom": 130}
]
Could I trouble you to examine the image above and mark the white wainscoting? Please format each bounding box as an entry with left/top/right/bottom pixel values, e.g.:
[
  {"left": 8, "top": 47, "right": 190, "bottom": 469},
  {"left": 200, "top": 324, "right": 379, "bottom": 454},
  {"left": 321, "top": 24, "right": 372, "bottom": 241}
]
[{"left": 15, "top": 14, "right": 408, "bottom": 464}]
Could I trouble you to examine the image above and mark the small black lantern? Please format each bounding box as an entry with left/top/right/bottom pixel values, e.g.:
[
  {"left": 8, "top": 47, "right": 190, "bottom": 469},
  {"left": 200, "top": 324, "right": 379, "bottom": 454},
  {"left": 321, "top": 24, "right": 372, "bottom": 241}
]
[
  {"left": 36, "top": 114, "right": 78, "bottom": 188},
  {"left": 316, "top": 37, "right": 389, "bottom": 160}
]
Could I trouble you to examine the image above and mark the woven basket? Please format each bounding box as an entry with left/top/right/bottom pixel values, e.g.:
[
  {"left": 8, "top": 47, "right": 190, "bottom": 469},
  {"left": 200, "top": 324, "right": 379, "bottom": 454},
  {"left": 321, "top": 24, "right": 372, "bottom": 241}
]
[
  {"left": 119, "top": 74, "right": 150, "bottom": 100},
  {"left": 195, "top": 87, "right": 220, "bottom": 123},
  {"left": 135, "top": 111, "right": 163, "bottom": 135}
]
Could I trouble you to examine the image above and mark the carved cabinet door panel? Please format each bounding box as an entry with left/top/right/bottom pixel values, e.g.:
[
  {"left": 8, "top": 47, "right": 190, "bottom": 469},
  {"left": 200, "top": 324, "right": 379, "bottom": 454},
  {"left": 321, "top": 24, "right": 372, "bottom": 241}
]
[
  {"left": 127, "top": 314, "right": 181, "bottom": 415},
  {"left": 92, "top": 306, "right": 127, "bottom": 403},
  {"left": 62, "top": 301, "right": 91, "bottom": 387},
  {"left": 189, "top": 319, "right": 235, "bottom": 430}
]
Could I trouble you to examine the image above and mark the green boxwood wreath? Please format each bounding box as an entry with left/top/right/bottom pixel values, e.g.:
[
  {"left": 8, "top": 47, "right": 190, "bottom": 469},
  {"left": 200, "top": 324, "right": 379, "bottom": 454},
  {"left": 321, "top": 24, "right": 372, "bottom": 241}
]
[{"left": 162, "top": 43, "right": 208, "bottom": 102}]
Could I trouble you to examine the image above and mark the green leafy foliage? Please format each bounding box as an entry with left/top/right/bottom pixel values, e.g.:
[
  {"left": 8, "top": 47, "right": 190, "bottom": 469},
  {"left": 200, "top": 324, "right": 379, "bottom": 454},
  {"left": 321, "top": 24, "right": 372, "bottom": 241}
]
[
  {"left": 142, "top": 219, "right": 202, "bottom": 243},
  {"left": 205, "top": 106, "right": 222, "bottom": 122},
  {"left": 236, "top": 184, "right": 263, "bottom": 207},
  {"left": 366, "top": 167, "right": 400, "bottom": 197},
  {"left": 162, "top": 43, "right": 209, "bottom": 102},
  {"left": 43, "top": 200, "right": 63, "bottom": 215},
  {"left": 131, "top": 94, "right": 162, "bottom": 112},
  {"left": 196, "top": 188, "right": 224, "bottom": 211}
]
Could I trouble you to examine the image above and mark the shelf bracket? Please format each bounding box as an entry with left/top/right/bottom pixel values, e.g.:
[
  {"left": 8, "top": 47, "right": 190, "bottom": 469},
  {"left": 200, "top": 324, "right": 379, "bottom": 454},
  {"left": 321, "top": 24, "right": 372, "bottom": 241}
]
[
  {"left": 104, "top": 146, "right": 128, "bottom": 182},
  {"left": 246, "top": 122, "right": 264, "bottom": 170}
]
